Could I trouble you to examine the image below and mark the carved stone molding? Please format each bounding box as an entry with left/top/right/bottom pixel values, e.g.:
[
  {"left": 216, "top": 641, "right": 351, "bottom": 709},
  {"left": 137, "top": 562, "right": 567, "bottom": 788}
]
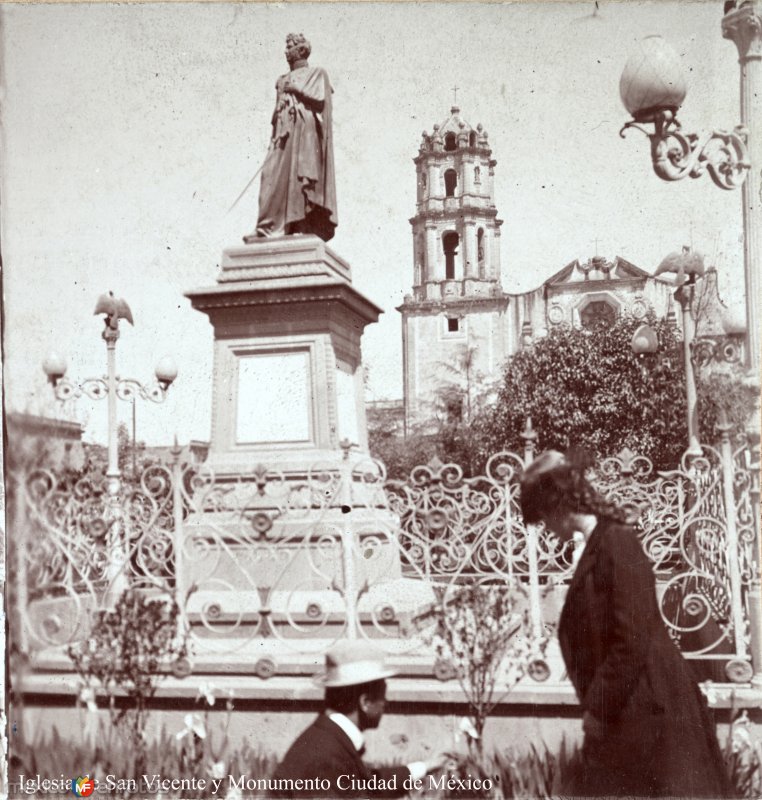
[
  {"left": 723, "top": 3, "right": 762, "bottom": 61},
  {"left": 547, "top": 303, "right": 565, "bottom": 325}
]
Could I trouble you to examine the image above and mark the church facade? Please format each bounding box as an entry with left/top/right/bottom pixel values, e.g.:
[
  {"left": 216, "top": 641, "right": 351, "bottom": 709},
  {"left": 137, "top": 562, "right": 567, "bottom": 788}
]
[{"left": 398, "top": 107, "right": 742, "bottom": 434}]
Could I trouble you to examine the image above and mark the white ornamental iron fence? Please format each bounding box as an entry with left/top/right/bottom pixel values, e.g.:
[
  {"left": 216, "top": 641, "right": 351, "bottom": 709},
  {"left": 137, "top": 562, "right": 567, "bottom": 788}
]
[{"left": 9, "top": 426, "right": 761, "bottom": 686}]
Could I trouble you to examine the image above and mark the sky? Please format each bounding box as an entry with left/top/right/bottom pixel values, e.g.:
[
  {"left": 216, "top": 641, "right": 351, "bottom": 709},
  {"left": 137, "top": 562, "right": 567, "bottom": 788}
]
[{"left": 1, "top": 1, "right": 748, "bottom": 446}]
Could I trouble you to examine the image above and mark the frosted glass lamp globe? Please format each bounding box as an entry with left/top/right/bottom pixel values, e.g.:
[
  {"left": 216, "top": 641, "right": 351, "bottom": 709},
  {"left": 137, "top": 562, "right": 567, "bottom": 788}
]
[{"left": 620, "top": 35, "right": 687, "bottom": 122}]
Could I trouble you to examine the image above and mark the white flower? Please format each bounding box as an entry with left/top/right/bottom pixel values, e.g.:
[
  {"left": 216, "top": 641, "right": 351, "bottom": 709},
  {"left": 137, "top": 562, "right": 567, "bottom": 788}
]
[
  {"left": 176, "top": 712, "right": 207, "bottom": 741},
  {"left": 209, "top": 760, "right": 226, "bottom": 779},
  {"left": 732, "top": 711, "right": 753, "bottom": 753},
  {"left": 733, "top": 728, "right": 751, "bottom": 753},
  {"left": 78, "top": 684, "right": 98, "bottom": 714},
  {"left": 198, "top": 681, "right": 216, "bottom": 706},
  {"left": 458, "top": 716, "right": 480, "bottom": 740}
]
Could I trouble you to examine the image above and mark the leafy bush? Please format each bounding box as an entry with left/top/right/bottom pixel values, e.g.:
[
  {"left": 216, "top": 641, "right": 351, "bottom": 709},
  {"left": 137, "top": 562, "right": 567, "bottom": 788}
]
[
  {"left": 428, "top": 583, "right": 546, "bottom": 756},
  {"left": 369, "top": 428, "right": 441, "bottom": 482},
  {"left": 67, "top": 589, "right": 188, "bottom": 769},
  {"left": 472, "top": 314, "right": 755, "bottom": 471}
]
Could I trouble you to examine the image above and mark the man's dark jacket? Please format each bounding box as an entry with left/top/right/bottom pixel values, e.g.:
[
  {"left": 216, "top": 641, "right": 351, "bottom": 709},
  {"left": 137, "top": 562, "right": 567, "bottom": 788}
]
[
  {"left": 271, "top": 713, "right": 409, "bottom": 798},
  {"left": 559, "top": 517, "right": 734, "bottom": 797}
]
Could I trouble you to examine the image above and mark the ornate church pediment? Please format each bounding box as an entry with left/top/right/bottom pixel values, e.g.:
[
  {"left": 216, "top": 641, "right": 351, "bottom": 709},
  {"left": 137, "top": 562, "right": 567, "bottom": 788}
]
[{"left": 544, "top": 255, "right": 651, "bottom": 287}]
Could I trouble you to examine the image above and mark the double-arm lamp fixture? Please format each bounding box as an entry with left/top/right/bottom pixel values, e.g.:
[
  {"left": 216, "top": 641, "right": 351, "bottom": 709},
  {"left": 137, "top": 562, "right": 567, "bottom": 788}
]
[
  {"left": 43, "top": 351, "right": 178, "bottom": 403},
  {"left": 43, "top": 292, "right": 178, "bottom": 483}
]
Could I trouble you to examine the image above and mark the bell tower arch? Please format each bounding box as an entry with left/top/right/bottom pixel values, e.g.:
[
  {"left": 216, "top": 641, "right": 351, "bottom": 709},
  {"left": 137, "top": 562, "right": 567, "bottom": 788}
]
[{"left": 399, "top": 106, "right": 510, "bottom": 433}]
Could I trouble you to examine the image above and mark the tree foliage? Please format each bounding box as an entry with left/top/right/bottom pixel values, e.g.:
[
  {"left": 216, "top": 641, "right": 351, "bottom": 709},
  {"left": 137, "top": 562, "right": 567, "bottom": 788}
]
[
  {"left": 370, "top": 315, "right": 757, "bottom": 478},
  {"left": 368, "top": 348, "right": 498, "bottom": 479},
  {"left": 473, "top": 314, "right": 756, "bottom": 471}
]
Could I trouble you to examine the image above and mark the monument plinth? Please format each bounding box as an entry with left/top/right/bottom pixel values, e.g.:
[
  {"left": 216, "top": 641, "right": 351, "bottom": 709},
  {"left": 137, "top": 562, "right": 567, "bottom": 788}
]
[
  {"left": 186, "top": 234, "right": 382, "bottom": 476},
  {"left": 183, "top": 236, "right": 402, "bottom": 644}
]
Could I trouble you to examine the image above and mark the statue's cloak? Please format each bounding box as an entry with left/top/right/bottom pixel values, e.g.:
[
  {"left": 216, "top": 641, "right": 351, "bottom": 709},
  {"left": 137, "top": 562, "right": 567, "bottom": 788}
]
[{"left": 256, "top": 65, "right": 337, "bottom": 242}]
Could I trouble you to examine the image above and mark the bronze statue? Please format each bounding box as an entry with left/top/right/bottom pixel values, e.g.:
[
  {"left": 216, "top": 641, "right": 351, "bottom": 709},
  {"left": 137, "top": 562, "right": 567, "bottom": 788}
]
[{"left": 245, "top": 34, "right": 337, "bottom": 243}]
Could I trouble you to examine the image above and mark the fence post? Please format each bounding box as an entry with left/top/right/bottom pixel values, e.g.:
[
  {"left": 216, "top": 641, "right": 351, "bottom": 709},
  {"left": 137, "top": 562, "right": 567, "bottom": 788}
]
[
  {"left": 520, "top": 418, "right": 543, "bottom": 639},
  {"left": 503, "top": 478, "right": 514, "bottom": 580},
  {"left": 745, "top": 437, "right": 762, "bottom": 688},
  {"left": 11, "top": 475, "right": 29, "bottom": 657},
  {"left": 339, "top": 441, "right": 358, "bottom": 639},
  {"left": 718, "top": 413, "right": 747, "bottom": 659},
  {"left": 521, "top": 417, "right": 537, "bottom": 467},
  {"left": 171, "top": 441, "right": 187, "bottom": 639},
  {"left": 104, "top": 479, "right": 128, "bottom": 609},
  {"left": 748, "top": 565, "right": 762, "bottom": 686}
]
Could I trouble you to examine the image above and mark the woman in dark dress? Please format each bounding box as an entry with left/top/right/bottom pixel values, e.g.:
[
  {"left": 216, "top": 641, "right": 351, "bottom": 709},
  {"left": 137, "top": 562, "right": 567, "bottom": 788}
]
[{"left": 520, "top": 450, "right": 734, "bottom": 798}]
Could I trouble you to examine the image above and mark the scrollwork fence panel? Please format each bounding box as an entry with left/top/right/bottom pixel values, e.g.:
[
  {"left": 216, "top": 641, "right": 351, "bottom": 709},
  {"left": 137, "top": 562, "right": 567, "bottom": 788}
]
[{"left": 12, "top": 437, "right": 759, "bottom": 680}]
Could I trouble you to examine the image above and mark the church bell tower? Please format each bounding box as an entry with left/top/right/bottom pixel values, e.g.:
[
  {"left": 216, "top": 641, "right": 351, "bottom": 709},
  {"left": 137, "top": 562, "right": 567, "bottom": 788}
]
[{"left": 399, "top": 106, "right": 510, "bottom": 433}]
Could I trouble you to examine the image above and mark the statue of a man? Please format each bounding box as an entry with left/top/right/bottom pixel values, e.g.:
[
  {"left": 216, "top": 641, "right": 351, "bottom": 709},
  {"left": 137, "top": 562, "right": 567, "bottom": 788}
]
[{"left": 245, "top": 33, "right": 337, "bottom": 243}]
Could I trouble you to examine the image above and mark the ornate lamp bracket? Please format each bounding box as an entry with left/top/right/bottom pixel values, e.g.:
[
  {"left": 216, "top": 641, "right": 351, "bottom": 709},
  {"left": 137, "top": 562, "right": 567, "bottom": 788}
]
[
  {"left": 51, "top": 375, "right": 170, "bottom": 404},
  {"left": 691, "top": 336, "right": 744, "bottom": 370},
  {"left": 115, "top": 377, "right": 171, "bottom": 404},
  {"left": 52, "top": 376, "right": 108, "bottom": 402},
  {"left": 620, "top": 109, "right": 750, "bottom": 190}
]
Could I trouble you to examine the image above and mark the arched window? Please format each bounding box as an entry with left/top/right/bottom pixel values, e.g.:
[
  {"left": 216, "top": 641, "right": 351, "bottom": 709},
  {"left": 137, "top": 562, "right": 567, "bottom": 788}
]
[
  {"left": 469, "top": 131, "right": 477, "bottom": 147},
  {"left": 477, "top": 228, "right": 485, "bottom": 277},
  {"left": 416, "top": 234, "right": 425, "bottom": 281},
  {"left": 443, "top": 232, "right": 459, "bottom": 280},
  {"left": 444, "top": 132, "right": 457, "bottom": 152},
  {"left": 580, "top": 300, "right": 617, "bottom": 328},
  {"left": 421, "top": 172, "right": 427, "bottom": 191},
  {"left": 444, "top": 169, "right": 457, "bottom": 198},
  {"left": 474, "top": 166, "right": 481, "bottom": 184}
]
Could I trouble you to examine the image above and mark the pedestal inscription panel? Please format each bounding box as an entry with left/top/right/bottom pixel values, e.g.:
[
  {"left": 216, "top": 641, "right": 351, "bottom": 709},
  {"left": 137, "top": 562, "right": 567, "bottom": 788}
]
[{"left": 236, "top": 351, "right": 311, "bottom": 444}]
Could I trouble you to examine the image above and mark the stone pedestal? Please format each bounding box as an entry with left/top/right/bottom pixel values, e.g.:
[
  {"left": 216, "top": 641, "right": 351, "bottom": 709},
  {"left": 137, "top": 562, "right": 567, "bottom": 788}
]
[
  {"left": 186, "top": 235, "right": 382, "bottom": 475},
  {"left": 183, "top": 236, "right": 403, "bottom": 647}
]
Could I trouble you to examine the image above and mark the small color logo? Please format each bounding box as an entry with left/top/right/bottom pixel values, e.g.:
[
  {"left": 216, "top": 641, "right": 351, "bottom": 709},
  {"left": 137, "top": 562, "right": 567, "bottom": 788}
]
[{"left": 71, "top": 776, "right": 95, "bottom": 797}]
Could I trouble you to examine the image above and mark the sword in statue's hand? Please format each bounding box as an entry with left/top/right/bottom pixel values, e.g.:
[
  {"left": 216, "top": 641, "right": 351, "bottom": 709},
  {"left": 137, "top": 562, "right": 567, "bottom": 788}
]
[
  {"left": 230, "top": 94, "right": 295, "bottom": 214},
  {"left": 227, "top": 157, "right": 267, "bottom": 214}
]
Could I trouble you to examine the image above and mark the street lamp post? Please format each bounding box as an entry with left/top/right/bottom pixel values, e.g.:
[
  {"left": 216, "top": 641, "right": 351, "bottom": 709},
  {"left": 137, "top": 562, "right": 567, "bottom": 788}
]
[
  {"left": 43, "top": 292, "right": 178, "bottom": 603},
  {"left": 619, "top": 2, "right": 761, "bottom": 374},
  {"left": 723, "top": 1, "right": 762, "bottom": 375},
  {"left": 673, "top": 280, "right": 703, "bottom": 456},
  {"left": 649, "top": 247, "right": 708, "bottom": 455},
  {"left": 631, "top": 244, "right": 737, "bottom": 459}
]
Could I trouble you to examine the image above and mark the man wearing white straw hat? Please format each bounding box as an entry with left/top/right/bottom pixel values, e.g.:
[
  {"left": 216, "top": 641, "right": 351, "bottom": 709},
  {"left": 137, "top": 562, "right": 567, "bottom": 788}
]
[{"left": 271, "top": 641, "right": 444, "bottom": 798}]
